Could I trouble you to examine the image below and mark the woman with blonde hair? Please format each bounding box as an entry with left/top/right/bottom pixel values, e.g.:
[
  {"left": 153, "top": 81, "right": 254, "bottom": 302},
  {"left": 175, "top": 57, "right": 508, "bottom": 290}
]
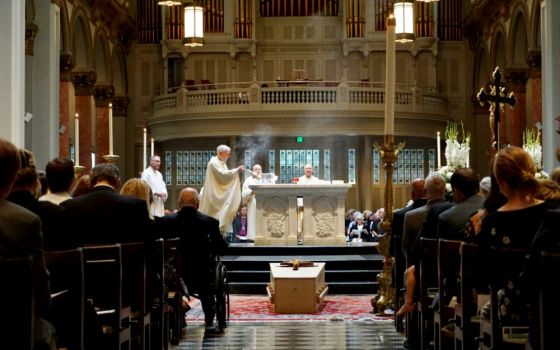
[{"left": 120, "top": 178, "right": 153, "bottom": 219}]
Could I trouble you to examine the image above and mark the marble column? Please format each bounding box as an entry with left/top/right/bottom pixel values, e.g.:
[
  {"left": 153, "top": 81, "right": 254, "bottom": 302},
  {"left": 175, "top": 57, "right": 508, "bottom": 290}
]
[
  {"left": 505, "top": 68, "right": 528, "bottom": 147},
  {"left": 526, "top": 48, "right": 542, "bottom": 127},
  {"left": 26, "top": 0, "right": 60, "bottom": 168},
  {"left": 72, "top": 71, "right": 97, "bottom": 171},
  {"left": 0, "top": 0, "right": 25, "bottom": 145},
  {"left": 59, "top": 52, "right": 75, "bottom": 159},
  {"left": 541, "top": 0, "right": 560, "bottom": 170},
  {"left": 92, "top": 85, "right": 115, "bottom": 164}
]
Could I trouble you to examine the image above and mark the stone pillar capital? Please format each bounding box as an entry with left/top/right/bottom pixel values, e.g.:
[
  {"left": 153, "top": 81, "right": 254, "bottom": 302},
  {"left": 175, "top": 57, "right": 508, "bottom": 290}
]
[
  {"left": 60, "top": 52, "right": 75, "bottom": 82},
  {"left": 72, "top": 71, "right": 97, "bottom": 96},
  {"left": 505, "top": 68, "right": 529, "bottom": 93},
  {"left": 25, "top": 22, "right": 39, "bottom": 56},
  {"left": 526, "top": 47, "right": 541, "bottom": 79},
  {"left": 112, "top": 96, "right": 131, "bottom": 117},
  {"left": 92, "top": 85, "right": 115, "bottom": 107}
]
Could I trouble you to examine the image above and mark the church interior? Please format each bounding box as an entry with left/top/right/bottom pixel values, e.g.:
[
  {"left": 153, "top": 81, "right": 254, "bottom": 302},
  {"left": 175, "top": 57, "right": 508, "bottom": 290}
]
[{"left": 1, "top": 0, "right": 559, "bottom": 349}]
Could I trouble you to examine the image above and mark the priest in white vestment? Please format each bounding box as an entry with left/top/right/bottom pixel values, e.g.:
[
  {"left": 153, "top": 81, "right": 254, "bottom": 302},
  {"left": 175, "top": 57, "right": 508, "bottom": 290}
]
[
  {"left": 141, "top": 155, "right": 168, "bottom": 217},
  {"left": 199, "top": 145, "right": 244, "bottom": 233},
  {"left": 298, "top": 163, "right": 323, "bottom": 184},
  {"left": 242, "top": 164, "right": 278, "bottom": 240},
  {"left": 296, "top": 164, "right": 325, "bottom": 244}
]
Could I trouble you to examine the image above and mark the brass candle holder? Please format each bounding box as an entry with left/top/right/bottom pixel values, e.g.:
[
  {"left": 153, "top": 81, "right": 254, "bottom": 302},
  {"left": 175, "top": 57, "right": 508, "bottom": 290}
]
[{"left": 371, "top": 135, "right": 404, "bottom": 316}]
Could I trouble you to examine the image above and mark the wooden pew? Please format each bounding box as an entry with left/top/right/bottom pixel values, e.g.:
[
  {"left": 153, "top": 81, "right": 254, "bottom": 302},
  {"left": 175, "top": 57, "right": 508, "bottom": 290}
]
[
  {"left": 164, "top": 238, "right": 184, "bottom": 345},
  {"left": 121, "top": 242, "right": 150, "bottom": 350},
  {"left": 150, "top": 238, "right": 168, "bottom": 350},
  {"left": 540, "top": 251, "right": 560, "bottom": 350},
  {"left": 418, "top": 237, "right": 438, "bottom": 350},
  {"left": 83, "top": 244, "right": 131, "bottom": 350},
  {"left": 434, "top": 239, "right": 462, "bottom": 350},
  {"left": 0, "top": 255, "right": 33, "bottom": 350},
  {"left": 454, "top": 243, "right": 479, "bottom": 350},
  {"left": 45, "top": 248, "right": 84, "bottom": 349},
  {"left": 479, "top": 247, "right": 529, "bottom": 350}
]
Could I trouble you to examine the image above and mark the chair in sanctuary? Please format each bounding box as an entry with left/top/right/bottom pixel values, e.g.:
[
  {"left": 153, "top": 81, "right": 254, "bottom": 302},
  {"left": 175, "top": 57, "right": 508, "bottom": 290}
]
[
  {"left": 83, "top": 244, "right": 131, "bottom": 350},
  {"left": 0, "top": 255, "right": 33, "bottom": 350},
  {"left": 45, "top": 248, "right": 85, "bottom": 349}
]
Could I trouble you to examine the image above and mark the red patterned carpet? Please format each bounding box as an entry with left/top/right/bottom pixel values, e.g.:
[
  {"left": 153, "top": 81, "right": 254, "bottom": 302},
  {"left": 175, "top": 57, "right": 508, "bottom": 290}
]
[{"left": 186, "top": 295, "right": 394, "bottom": 323}]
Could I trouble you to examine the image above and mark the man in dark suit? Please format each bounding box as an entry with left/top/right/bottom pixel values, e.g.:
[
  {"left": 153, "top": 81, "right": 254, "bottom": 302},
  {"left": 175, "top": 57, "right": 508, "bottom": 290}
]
[
  {"left": 156, "top": 187, "right": 228, "bottom": 336},
  {"left": 437, "top": 168, "right": 483, "bottom": 240},
  {"left": 0, "top": 138, "right": 53, "bottom": 347},
  {"left": 61, "top": 163, "right": 152, "bottom": 246}
]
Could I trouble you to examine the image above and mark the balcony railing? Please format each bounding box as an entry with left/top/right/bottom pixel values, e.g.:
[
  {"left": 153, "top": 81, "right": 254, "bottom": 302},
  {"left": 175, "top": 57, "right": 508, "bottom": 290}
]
[{"left": 152, "top": 80, "right": 447, "bottom": 119}]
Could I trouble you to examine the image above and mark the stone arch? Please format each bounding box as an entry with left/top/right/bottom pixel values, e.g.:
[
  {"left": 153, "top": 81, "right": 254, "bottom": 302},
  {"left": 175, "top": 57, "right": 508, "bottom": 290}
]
[
  {"left": 528, "top": 0, "right": 541, "bottom": 49},
  {"left": 508, "top": 7, "right": 528, "bottom": 67},
  {"left": 58, "top": 0, "right": 71, "bottom": 53},
  {"left": 112, "top": 45, "right": 128, "bottom": 96},
  {"left": 70, "top": 9, "right": 93, "bottom": 69},
  {"left": 473, "top": 43, "right": 489, "bottom": 88},
  {"left": 490, "top": 26, "right": 507, "bottom": 73},
  {"left": 93, "top": 31, "right": 111, "bottom": 84}
]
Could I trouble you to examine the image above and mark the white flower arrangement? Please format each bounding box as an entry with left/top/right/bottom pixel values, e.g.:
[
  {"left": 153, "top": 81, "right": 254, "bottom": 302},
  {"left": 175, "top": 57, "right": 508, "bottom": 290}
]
[
  {"left": 437, "top": 121, "right": 471, "bottom": 200},
  {"left": 523, "top": 128, "right": 549, "bottom": 179}
]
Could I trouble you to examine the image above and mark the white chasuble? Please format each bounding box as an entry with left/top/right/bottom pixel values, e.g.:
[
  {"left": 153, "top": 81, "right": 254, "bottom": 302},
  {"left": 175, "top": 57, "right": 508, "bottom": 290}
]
[{"left": 199, "top": 156, "right": 242, "bottom": 233}]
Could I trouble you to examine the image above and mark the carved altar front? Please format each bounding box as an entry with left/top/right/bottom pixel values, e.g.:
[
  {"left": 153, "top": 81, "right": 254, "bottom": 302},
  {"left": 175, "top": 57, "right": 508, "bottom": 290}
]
[{"left": 250, "top": 184, "right": 352, "bottom": 245}]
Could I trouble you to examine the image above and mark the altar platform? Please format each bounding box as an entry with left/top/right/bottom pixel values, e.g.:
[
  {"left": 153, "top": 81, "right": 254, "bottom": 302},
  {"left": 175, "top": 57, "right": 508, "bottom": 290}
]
[{"left": 222, "top": 243, "right": 383, "bottom": 295}]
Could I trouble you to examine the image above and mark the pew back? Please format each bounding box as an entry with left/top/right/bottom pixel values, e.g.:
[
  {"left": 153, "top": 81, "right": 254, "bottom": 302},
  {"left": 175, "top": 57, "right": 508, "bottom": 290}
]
[
  {"left": 46, "top": 248, "right": 85, "bottom": 349},
  {"left": 540, "top": 251, "right": 560, "bottom": 350},
  {"left": 0, "top": 255, "right": 34, "bottom": 350}
]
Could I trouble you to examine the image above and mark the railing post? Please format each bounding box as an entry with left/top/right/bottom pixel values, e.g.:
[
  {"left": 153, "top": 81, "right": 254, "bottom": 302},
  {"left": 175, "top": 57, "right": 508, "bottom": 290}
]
[
  {"left": 249, "top": 82, "right": 261, "bottom": 105},
  {"left": 337, "top": 81, "right": 349, "bottom": 108}
]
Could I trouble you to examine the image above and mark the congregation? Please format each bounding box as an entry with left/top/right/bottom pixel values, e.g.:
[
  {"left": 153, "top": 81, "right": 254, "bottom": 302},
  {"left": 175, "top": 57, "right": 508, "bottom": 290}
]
[
  {"left": 390, "top": 146, "right": 560, "bottom": 350},
  {"left": 2, "top": 135, "right": 560, "bottom": 350}
]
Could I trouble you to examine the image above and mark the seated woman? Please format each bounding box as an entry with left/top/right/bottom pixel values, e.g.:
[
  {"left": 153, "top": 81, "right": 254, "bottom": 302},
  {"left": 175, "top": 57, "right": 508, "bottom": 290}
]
[
  {"left": 346, "top": 212, "right": 370, "bottom": 242},
  {"left": 232, "top": 205, "right": 253, "bottom": 242},
  {"left": 475, "top": 146, "right": 558, "bottom": 350}
]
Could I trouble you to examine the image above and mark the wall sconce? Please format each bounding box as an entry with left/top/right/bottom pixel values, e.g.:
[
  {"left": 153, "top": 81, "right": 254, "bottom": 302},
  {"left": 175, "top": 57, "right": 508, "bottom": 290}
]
[
  {"left": 394, "top": 0, "right": 415, "bottom": 43},
  {"left": 183, "top": 1, "right": 204, "bottom": 47}
]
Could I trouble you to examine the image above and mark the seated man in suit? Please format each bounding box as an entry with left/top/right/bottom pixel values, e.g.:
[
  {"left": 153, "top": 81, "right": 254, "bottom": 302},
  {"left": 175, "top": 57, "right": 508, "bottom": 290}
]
[
  {"left": 61, "top": 163, "right": 152, "bottom": 246},
  {"left": 156, "top": 187, "right": 228, "bottom": 336}
]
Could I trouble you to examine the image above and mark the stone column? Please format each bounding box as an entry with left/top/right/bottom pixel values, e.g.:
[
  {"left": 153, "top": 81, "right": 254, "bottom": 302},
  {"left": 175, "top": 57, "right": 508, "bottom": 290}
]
[
  {"left": 28, "top": 0, "right": 60, "bottom": 168},
  {"left": 92, "top": 85, "right": 115, "bottom": 165},
  {"left": 0, "top": 0, "right": 25, "bottom": 145},
  {"left": 112, "top": 96, "right": 130, "bottom": 178},
  {"left": 72, "top": 71, "right": 97, "bottom": 171},
  {"left": 541, "top": 0, "right": 560, "bottom": 170},
  {"left": 505, "top": 68, "right": 528, "bottom": 147},
  {"left": 526, "top": 48, "right": 542, "bottom": 126},
  {"left": 59, "top": 52, "right": 75, "bottom": 159}
]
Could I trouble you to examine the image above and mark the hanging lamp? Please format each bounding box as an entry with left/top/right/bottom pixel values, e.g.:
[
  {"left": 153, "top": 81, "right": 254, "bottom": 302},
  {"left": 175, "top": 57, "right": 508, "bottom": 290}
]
[
  {"left": 183, "top": 1, "right": 204, "bottom": 47},
  {"left": 394, "top": 0, "right": 415, "bottom": 43}
]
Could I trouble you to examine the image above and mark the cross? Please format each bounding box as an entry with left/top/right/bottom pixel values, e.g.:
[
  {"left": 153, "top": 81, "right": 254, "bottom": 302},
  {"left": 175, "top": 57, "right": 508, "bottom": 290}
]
[
  {"left": 476, "top": 66, "right": 516, "bottom": 151},
  {"left": 279, "top": 259, "right": 315, "bottom": 270}
]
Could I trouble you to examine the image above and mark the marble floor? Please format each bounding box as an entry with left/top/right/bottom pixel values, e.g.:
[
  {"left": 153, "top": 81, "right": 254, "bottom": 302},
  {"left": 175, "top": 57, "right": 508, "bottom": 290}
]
[{"left": 171, "top": 321, "right": 407, "bottom": 350}]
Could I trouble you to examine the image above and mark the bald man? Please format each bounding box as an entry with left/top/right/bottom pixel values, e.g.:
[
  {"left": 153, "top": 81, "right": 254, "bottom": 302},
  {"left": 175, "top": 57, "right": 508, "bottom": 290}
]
[{"left": 157, "top": 187, "right": 228, "bottom": 335}]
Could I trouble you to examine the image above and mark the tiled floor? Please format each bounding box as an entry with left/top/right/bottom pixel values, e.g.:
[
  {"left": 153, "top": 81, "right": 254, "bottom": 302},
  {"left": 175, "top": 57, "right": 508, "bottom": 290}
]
[{"left": 172, "top": 321, "right": 406, "bottom": 350}]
